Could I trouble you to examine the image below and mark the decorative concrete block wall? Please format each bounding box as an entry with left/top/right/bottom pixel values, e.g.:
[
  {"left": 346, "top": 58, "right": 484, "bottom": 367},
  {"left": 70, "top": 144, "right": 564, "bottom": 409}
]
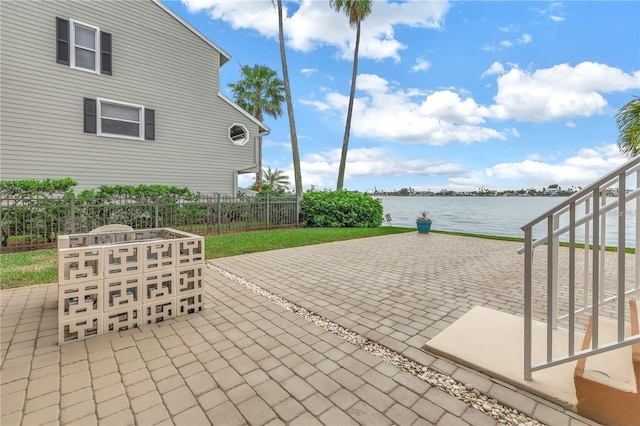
[{"left": 58, "top": 228, "right": 204, "bottom": 344}]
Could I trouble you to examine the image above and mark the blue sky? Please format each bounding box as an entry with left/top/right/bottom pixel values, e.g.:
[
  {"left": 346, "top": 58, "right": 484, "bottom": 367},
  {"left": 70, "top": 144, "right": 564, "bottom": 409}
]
[{"left": 164, "top": 0, "right": 640, "bottom": 193}]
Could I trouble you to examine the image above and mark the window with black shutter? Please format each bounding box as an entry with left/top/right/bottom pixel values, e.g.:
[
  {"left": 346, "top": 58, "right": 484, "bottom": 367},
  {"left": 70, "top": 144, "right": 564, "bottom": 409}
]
[
  {"left": 84, "top": 98, "right": 155, "bottom": 141},
  {"left": 145, "top": 109, "right": 155, "bottom": 140},
  {"left": 84, "top": 98, "right": 97, "bottom": 134},
  {"left": 57, "top": 18, "right": 112, "bottom": 75},
  {"left": 100, "top": 32, "right": 112, "bottom": 75},
  {"left": 56, "top": 18, "right": 70, "bottom": 65}
]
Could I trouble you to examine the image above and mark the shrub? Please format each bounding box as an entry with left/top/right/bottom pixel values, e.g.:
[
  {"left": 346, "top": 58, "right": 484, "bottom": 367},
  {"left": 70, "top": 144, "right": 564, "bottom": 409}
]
[
  {"left": 300, "top": 190, "right": 383, "bottom": 228},
  {"left": 75, "top": 184, "right": 200, "bottom": 229},
  {"left": 0, "top": 178, "right": 77, "bottom": 246}
]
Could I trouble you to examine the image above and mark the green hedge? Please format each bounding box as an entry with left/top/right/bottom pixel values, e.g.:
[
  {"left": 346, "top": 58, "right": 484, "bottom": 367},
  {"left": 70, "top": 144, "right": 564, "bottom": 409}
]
[
  {"left": 1, "top": 179, "right": 299, "bottom": 248},
  {"left": 300, "top": 190, "right": 382, "bottom": 228},
  {"left": 0, "top": 178, "right": 77, "bottom": 246}
]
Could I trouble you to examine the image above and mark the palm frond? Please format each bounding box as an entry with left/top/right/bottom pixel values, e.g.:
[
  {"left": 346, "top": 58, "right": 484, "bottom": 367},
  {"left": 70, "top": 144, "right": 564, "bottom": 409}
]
[{"left": 616, "top": 96, "right": 640, "bottom": 157}]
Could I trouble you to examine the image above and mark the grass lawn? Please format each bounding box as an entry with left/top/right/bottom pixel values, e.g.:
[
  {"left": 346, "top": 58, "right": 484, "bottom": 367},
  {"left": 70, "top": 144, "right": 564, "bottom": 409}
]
[
  {"left": 0, "top": 227, "right": 414, "bottom": 289},
  {"left": 4, "top": 227, "right": 626, "bottom": 289}
]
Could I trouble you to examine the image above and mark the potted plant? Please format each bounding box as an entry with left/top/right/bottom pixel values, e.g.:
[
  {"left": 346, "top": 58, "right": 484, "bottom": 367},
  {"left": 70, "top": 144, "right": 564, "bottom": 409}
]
[{"left": 416, "top": 211, "right": 432, "bottom": 233}]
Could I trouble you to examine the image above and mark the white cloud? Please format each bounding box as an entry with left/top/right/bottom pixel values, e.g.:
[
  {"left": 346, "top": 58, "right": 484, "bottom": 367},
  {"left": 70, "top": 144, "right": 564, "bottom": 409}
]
[
  {"left": 264, "top": 143, "right": 630, "bottom": 193},
  {"left": 185, "top": 0, "right": 279, "bottom": 35},
  {"left": 299, "top": 99, "right": 331, "bottom": 112},
  {"left": 482, "top": 44, "right": 497, "bottom": 53},
  {"left": 488, "top": 32, "right": 532, "bottom": 51},
  {"left": 356, "top": 73, "right": 389, "bottom": 93},
  {"left": 481, "top": 61, "right": 505, "bottom": 78},
  {"left": 525, "top": 153, "right": 546, "bottom": 161},
  {"left": 492, "top": 62, "right": 640, "bottom": 122},
  {"left": 486, "top": 145, "right": 627, "bottom": 187},
  {"left": 181, "top": 0, "right": 451, "bottom": 61},
  {"left": 565, "top": 121, "right": 577, "bottom": 128},
  {"left": 301, "top": 68, "right": 317, "bottom": 76},
  {"left": 411, "top": 58, "right": 431, "bottom": 73},
  {"left": 302, "top": 74, "right": 509, "bottom": 145},
  {"left": 302, "top": 61, "right": 639, "bottom": 146},
  {"left": 534, "top": 2, "right": 566, "bottom": 22},
  {"left": 500, "top": 33, "right": 530, "bottom": 48},
  {"left": 296, "top": 147, "right": 465, "bottom": 189},
  {"left": 499, "top": 24, "right": 519, "bottom": 33}
]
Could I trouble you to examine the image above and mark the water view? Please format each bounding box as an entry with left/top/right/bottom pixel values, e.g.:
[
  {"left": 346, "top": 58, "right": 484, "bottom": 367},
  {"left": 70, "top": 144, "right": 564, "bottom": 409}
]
[{"left": 378, "top": 196, "right": 638, "bottom": 247}]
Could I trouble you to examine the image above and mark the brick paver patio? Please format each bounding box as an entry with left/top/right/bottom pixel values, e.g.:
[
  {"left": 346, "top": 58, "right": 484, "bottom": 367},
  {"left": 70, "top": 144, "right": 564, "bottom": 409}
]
[{"left": 1, "top": 233, "right": 600, "bottom": 425}]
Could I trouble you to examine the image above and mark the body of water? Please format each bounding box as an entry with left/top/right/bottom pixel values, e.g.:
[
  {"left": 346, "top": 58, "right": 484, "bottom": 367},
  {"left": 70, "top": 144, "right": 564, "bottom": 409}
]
[{"left": 378, "top": 196, "right": 637, "bottom": 247}]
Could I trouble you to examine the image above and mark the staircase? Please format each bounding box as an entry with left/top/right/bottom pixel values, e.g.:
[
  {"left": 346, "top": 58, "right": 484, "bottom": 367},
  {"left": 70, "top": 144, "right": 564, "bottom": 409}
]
[
  {"left": 521, "top": 154, "right": 640, "bottom": 425},
  {"left": 574, "top": 300, "right": 640, "bottom": 425}
]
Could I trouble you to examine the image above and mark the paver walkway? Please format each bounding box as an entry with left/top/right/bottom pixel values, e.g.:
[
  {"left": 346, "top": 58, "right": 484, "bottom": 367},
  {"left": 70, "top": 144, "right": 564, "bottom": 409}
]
[{"left": 1, "top": 233, "right": 599, "bottom": 425}]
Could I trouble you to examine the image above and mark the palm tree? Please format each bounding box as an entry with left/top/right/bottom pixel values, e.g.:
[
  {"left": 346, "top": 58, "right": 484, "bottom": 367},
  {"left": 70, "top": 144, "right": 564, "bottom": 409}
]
[
  {"left": 616, "top": 96, "right": 640, "bottom": 157},
  {"left": 330, "top": 0, "right": 373, "bottom": 190},
  {"left": 228, "top": 65, "right": 285, "bottom": 191},
  {"left": 274, "top": 0, "right": 303, "bottom": 199},
  {"left": 263, "top": 167, "right": 290, "bottom": 191}
]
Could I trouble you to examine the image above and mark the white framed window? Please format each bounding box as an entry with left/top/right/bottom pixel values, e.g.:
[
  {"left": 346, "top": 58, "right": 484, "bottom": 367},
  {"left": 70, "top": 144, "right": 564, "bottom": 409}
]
[
  {"left": 228, "top": 123, "right": 249, "bottom": 146},
  {"left": 70, "top": 19, "right": 100, "bottom": 73},
  {"left": 97, "top": 98, "right": 144, "bottom": 140}
]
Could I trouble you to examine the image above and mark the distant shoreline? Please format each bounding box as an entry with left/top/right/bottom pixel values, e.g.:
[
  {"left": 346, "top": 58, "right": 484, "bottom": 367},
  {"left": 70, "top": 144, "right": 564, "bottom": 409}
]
[{"left": 372, "top": 193, "right": 569, "bottom": 197}]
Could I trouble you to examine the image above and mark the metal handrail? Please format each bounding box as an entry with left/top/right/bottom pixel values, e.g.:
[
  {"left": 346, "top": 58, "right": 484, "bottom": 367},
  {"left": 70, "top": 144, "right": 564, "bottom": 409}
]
[
  {"left": 517, "top": 186, "right": 640, "bottom": 254},
  {"left": 521, "top": 156, "right": 640, "bottom": 230},
  {"left": 522, "top": 154, "right": 640, "bottom": 381}
]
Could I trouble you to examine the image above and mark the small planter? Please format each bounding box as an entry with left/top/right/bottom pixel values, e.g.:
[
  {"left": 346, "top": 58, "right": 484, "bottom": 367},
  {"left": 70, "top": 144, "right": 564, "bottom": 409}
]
[
  {"left": 416, "top": 210, "right": 432, "bottom": 233},
  {"left": 416, "top": 220, "right": 432, "bottom": 233}
]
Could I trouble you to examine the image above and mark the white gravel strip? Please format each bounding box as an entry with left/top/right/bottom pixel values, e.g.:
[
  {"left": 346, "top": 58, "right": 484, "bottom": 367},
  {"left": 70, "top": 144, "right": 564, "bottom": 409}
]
[{"left": 208, "top": 263, "right": 543, "bottom": 426}]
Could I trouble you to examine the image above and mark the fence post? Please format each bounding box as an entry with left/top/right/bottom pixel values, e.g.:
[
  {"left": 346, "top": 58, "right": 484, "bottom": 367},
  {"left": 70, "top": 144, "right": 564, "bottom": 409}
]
[
  {"left": 70, "top": 193, "right": 76, "bottom": 233},
  {"left": 296, "top": 196, "right": 300, "bottom": 228},
  {"left": 154, "top": 195, "right": 159, "bottom": 228},
  {"left": 217, "top": 193, "right": 221, "bottom": 235},
  {"left": 266, "top": 196, "right": 270, "bottom": 229}
]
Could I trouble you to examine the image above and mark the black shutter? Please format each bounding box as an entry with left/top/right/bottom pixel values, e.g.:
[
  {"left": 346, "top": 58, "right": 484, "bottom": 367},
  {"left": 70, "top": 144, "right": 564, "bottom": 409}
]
[
  {"left": 56, "top": 18, "right": 70, "bottom": 65},
  {"left": 144, "top": 109, "right": 155, "bottom": 140},
  {"left": 84, "top": 98, "right": 97, "bottom": 134},
  {"left": 100, "top": 32, "right": 112, "bottom": 75}
]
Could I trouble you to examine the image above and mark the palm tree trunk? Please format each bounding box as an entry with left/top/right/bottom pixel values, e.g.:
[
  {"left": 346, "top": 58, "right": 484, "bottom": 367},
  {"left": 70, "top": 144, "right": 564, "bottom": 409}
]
[
  {"left": 336, "top": 20, "right": 361, "bottom": 191},
  {"left": 277, "top": 0, "right": 303, "bottom": 199},
  {"left": 256, "top": 110, "right": 264, "bottom": 192}
]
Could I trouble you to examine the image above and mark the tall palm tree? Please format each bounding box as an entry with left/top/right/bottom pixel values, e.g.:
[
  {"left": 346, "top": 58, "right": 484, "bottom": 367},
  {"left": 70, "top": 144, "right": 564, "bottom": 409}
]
[
  {"left": 274, "top": 0, "right": 303, "bottom": 199},
  {"left": 616, "top": 96, "right": 640, "bottom": 157},
  {"left": 228, "top": 65, "right": 285, "bottom": 191},
  {"left": 263, "top": 167, "right": 290, "bottom": 191},
  {"left": 330, "top": 0, "right": 373, "bottom": 191}
]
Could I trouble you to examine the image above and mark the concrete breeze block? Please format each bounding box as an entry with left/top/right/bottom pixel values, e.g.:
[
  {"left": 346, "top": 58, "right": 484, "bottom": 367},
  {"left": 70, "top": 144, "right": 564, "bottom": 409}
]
[
  {"left": 104, "top": 275, "right": 142, "bottom": 312},
  {"left": 104, "top": 306, "right": 142, "bottom": 333},
  {"left": 176, "top": 265, "right": 204, "bottom": 294},
  {"left": 59, "top": 314, "right": 102, "bottom": 344},
  {"left": 143, "top": 299, "right": 177, "bottom": 324},
  {"left": 57, "top": 228, "right": 203, "bottom": 344}
]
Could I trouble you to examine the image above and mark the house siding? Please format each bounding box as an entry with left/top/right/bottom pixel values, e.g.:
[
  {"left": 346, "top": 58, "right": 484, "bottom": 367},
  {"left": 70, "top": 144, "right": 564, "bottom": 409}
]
[{"left": 0, "top": 0, "right": 260, "bottom": 194}]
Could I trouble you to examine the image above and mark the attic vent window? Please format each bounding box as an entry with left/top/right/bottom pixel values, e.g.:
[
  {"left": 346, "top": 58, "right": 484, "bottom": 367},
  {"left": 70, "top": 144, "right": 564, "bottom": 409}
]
[{"left": 228, "top": 123, "right": 249, "bottom": 146}]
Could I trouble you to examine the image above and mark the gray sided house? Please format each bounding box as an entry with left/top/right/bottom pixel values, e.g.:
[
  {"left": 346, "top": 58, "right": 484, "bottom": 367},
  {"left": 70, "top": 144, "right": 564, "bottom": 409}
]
[{"left": 0, "top": 0, "right": 268, "bottom": 194}]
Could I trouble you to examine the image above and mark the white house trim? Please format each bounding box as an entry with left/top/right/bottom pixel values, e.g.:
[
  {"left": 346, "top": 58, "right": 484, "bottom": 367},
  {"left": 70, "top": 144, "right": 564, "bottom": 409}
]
[
  {"left": 96, "top": 97, "right": 145, "bottom": 141},
  {"left": 69, "top": 19, "right": 100, "bottom": 74},
  {"left": 152, "top": 0, "right": 232, "bottom": 66},
  {"left": 218, "top": 92, "right": 270, "bottom": 135}
]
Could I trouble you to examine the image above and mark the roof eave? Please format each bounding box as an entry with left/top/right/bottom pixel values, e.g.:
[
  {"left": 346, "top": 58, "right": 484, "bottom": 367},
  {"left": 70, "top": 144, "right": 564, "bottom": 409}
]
[{"left": 218, "top": 92, "right": 270, "bottom": 135}]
